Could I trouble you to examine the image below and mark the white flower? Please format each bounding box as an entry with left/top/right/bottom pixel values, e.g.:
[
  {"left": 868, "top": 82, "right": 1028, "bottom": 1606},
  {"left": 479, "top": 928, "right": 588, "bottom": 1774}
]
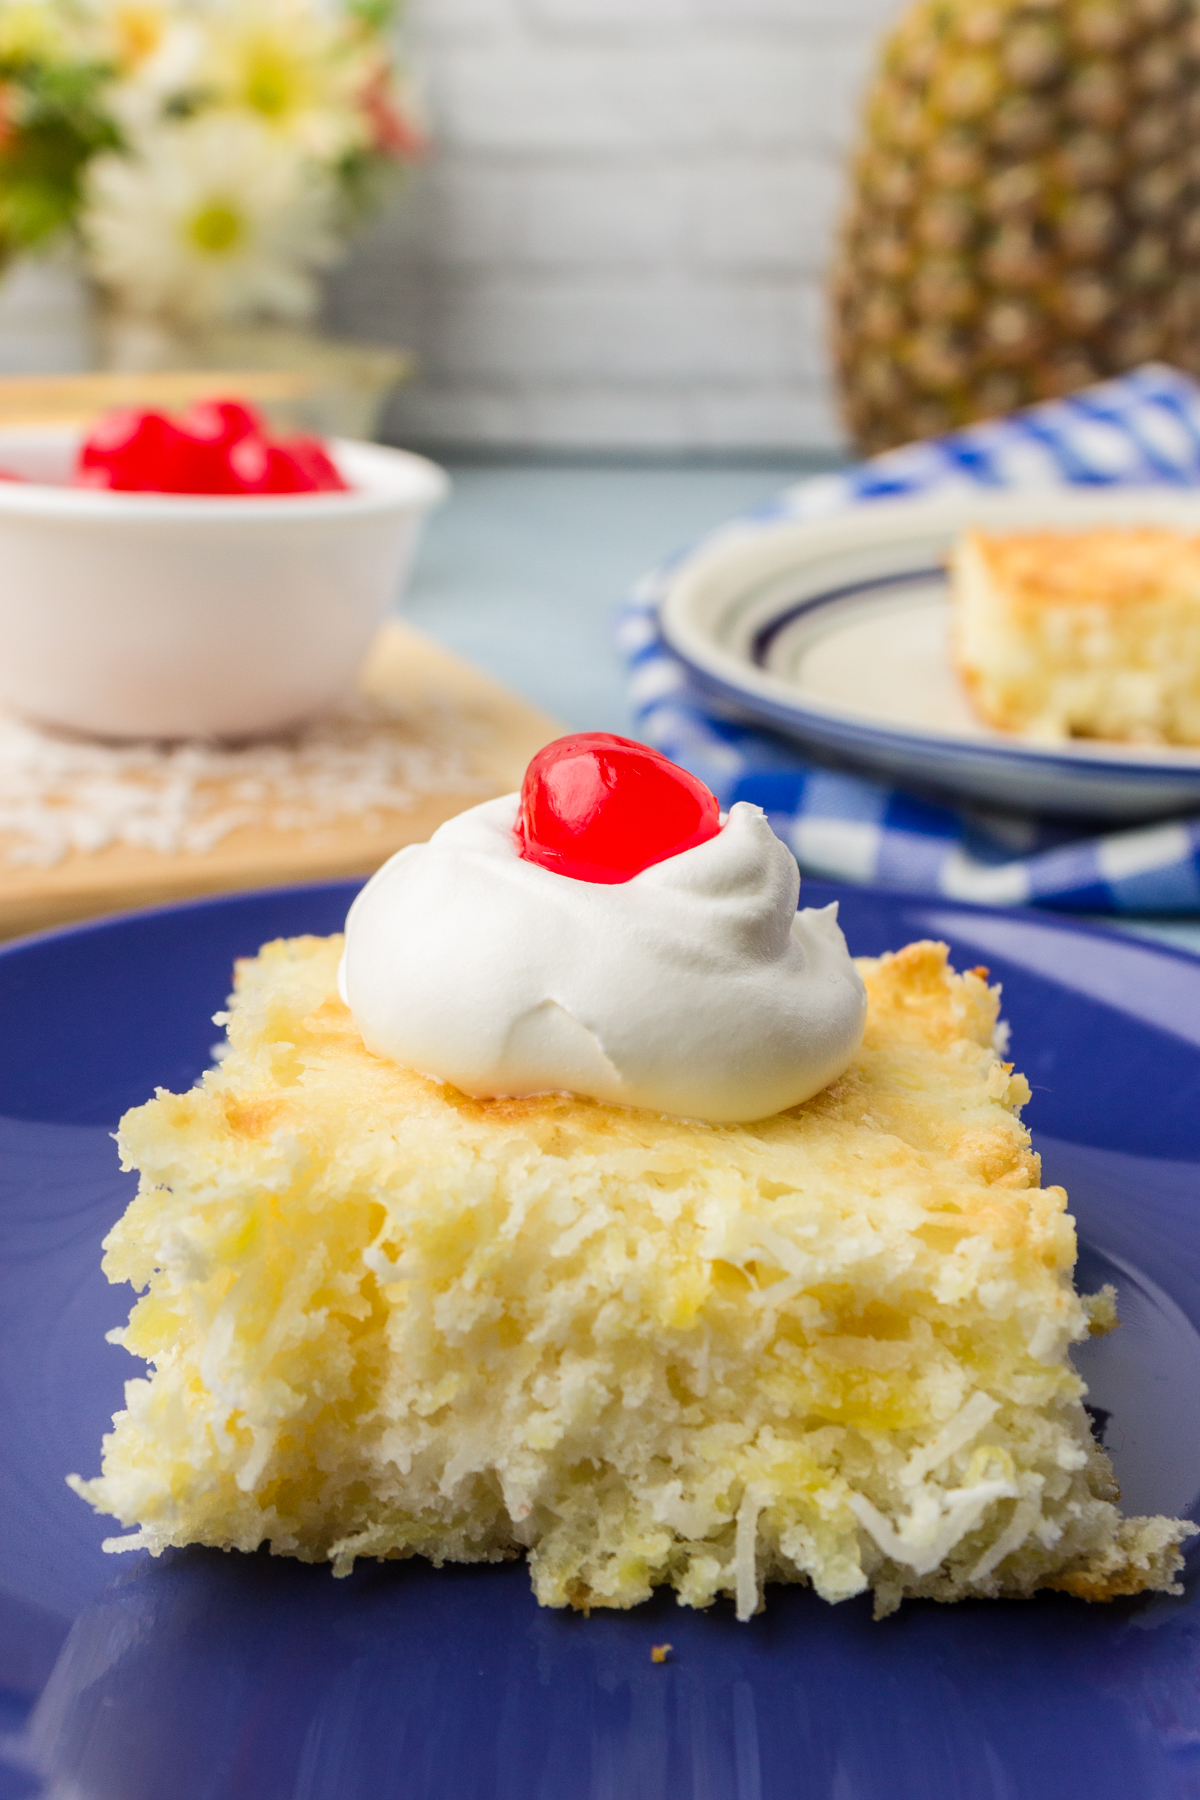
[
  {"left": 197, "top": 0, "right": 373, "bottom": 161},
  {"left": 88, "top": 2, "right": 208, "bottom": 132},
  {"left": 82, "top": 111, "right": 339, "bottom": 327},
  {"left": 86, "top": 2, "right": 191, "bottom": 75}
]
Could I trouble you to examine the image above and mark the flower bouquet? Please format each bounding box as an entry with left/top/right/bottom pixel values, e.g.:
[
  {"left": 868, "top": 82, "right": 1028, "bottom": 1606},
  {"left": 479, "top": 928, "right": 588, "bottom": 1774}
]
[{"left": 0, "top": 0, "right": 424, "bottom": 380}]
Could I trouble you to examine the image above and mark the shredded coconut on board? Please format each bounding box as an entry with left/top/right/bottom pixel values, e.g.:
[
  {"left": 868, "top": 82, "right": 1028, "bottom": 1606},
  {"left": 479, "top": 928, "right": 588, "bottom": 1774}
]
[{"left": 0, "top": 697, "right": 493, "bottom": 868}]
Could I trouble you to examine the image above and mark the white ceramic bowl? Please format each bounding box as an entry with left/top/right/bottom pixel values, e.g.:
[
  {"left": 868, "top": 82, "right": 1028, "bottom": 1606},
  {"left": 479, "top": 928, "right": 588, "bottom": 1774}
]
[{"left": 0, "top": 428, "right": 448, "bottom": 739}]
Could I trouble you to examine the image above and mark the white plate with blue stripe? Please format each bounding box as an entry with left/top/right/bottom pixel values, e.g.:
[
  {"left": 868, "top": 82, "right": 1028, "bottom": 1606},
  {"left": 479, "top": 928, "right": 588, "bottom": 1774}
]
[{"left": 659, "top": 486, "right": 1200, "bottom": 823}]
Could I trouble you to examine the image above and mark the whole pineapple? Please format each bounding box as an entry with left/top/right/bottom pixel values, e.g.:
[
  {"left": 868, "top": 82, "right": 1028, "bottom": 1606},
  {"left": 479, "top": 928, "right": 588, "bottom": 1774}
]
[{"left": 831, "top": 0, "right": 1200, "bottom": 453}]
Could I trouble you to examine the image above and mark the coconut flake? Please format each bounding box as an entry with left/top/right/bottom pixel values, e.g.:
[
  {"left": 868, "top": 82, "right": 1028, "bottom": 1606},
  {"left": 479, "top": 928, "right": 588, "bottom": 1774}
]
[
  {"left": 0, "top": 695, "right": 494, "bottom": 868},
  {"left": 735, "top": 1485, "right": 763, "bottom": 1621}
]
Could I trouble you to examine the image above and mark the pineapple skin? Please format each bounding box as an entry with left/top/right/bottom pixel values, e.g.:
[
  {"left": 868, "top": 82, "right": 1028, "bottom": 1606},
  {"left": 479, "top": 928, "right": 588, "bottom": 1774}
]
[{"left": 831, "top": 0, "right": 1200, "bottom": 455}]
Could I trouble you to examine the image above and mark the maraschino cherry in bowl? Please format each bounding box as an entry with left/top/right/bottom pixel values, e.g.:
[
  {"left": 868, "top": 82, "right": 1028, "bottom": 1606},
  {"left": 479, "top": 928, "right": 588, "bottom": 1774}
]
[{"left": 0, "top": 399, "right": 447, "bottom": 741}]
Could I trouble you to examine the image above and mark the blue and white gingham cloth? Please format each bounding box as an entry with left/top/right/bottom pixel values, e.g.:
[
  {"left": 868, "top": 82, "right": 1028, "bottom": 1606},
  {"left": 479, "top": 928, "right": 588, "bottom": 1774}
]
[{"left": 618, "top": 364, "right": 1200, "bottom": 915}]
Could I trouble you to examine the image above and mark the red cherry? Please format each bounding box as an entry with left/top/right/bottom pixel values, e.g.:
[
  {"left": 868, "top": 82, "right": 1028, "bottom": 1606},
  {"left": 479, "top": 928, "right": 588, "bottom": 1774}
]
[
  {"left": 172, "top": 441, "right": 238, "bottom": 493},
  {"left": 262, "top": 445, "right": 309, "bottom": 493},
  {"left": 179, "top": 398, "right": 262, "bottom": 449},
  {"left": 172, "top": 398, "right": 265, "bottom": 492},
  {"left": 227, "top": 438, "right": 348, "bottom": 494},
  {"left": 515, "top": 733, "right": 721, "bottom": 884},
  {"left": 72, "top": 401, "right": 349, "bottom": 496},
  {"left": 78, "top": 406, "right": 150, "bottom": 459},
  {"left": 278, "top": 435, "right": 348, "bottom": 491},
  {"left": 226, "top": 432, "right": 273, "bottom": 491},
  {"left": 76, "top": 409, "right": 193, "bottom": 492},
  {"left": 225, "top": 438, "right": 308, "bottom": 494}
]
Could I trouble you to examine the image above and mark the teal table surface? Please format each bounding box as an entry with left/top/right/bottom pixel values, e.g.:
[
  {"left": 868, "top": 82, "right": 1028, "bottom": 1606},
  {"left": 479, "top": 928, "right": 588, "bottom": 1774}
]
[{"left": 401, "top": 458, "right": 1200, "bottom": 961}]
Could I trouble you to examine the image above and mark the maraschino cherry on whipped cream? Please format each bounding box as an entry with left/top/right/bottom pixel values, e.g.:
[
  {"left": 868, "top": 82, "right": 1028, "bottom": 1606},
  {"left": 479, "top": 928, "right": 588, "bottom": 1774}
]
[{"left": 339, "top": 734, "right": 867, "bottom": 1124}]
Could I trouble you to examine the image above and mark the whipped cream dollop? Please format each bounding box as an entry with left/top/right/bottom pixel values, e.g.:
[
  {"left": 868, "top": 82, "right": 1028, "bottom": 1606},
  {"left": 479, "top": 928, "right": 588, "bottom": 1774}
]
[{"left": 339, "top": 794, "right": 867, "bottom": 1124}]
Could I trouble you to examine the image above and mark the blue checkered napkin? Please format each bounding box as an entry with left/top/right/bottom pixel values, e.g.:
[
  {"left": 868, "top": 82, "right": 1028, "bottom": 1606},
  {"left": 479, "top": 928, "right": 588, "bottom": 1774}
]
[{"left": 618, "top": 364, "right": 1200, "bottom": 915}]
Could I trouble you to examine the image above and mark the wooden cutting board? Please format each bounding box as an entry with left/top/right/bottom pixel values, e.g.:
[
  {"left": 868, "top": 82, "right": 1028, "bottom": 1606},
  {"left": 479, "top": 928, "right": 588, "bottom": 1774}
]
[
  {"left": 0, "top": 622, "right": 561, "bottom": 940},
  {"left": 0, "top": 368, "right": 325, "bottom": 429}
]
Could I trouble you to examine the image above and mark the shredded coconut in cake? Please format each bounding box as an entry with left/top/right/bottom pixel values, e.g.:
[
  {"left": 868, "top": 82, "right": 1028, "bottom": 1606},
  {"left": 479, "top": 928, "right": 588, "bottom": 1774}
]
[
  {"left": 69, "top": 935, "right": 1197, "bottom": 1619},
  {"left": 0, "top": 697, "right": 492, "bottom": 868}
]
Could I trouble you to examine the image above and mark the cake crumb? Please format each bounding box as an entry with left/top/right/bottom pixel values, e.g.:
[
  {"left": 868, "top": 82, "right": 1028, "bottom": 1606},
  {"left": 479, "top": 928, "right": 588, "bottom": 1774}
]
[
  {"left": 1083, "top": 1284, "right": 1119, "bottom": 1337},
  {"left": 650, "top": 1644, "right": 673, "bottom": 1664}
]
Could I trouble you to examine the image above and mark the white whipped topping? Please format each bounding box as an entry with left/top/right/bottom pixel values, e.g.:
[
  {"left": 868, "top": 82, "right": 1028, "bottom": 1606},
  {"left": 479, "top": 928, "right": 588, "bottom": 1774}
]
[{"left": 339, "top": 794, "right": 866, "bottom": 1124}]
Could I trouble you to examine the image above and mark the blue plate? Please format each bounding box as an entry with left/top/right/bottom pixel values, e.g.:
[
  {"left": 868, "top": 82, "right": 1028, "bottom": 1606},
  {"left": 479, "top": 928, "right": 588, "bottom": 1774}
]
[{"left": 3, "top": 881, "right": 1200, "bottom": 1800}]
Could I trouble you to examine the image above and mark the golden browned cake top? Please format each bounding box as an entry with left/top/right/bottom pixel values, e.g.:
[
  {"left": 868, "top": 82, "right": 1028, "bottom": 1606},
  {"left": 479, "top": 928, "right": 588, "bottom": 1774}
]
[
  {"left": 118, "top": 932, "right": 1049, "bottom": 1281},
  {"left": 965, "top": 526, "right": 1200, "bottom": 610}
]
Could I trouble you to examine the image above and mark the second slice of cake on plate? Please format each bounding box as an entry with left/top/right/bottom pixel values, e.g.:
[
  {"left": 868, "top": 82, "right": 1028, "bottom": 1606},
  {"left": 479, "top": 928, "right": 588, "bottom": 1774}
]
[{"left": 950, "top": 526, "right": 1200, "bottom": 745}]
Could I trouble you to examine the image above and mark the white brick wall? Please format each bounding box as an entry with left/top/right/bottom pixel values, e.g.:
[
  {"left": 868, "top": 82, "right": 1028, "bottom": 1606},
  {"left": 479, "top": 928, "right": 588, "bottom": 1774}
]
[{"left": 325, "top": 0, "right": 905, "bottom": 451}]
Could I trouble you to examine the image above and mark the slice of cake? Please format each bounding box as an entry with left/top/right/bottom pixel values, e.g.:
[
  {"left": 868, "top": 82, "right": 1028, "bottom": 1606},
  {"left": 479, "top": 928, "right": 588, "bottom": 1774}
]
[
  {"left": 69, "top": 931, "right": 1193, "bottom": 1620},
  {"left": 950, "top": 525, "right": 1200, "bottom": 743}
]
